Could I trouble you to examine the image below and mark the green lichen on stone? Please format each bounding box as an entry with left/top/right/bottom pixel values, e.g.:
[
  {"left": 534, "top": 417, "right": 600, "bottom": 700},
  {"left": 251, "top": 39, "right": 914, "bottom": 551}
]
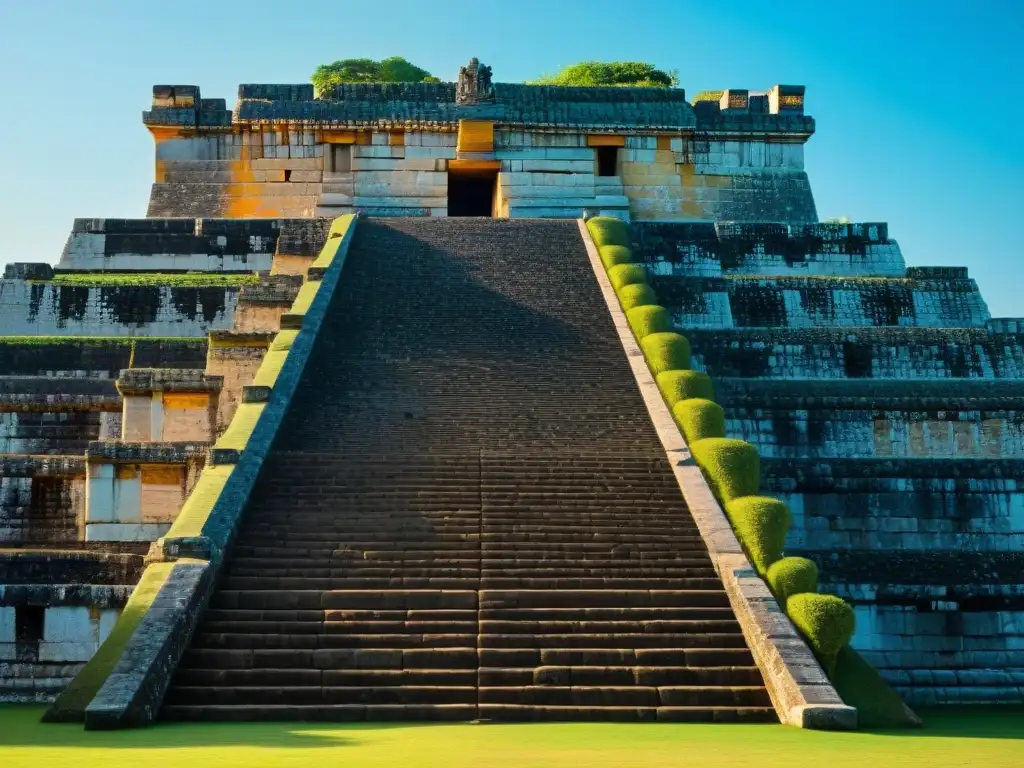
[
  {"left": 672, "top": 398, "right": 725, "bottom": 442},
  {"left": 616, "top": 283, "right": 658, "bottom": 311},
  {"left": 626, "top": 305, "right": 671, "bottom": 339},
  {"left": 689, "top": 437, "right": 759, "bottom": 502},
  {"left": 656, "top": 370, "right": 714, "bottom": 406},
  {"left": 786, "top": 592, "right": 856, "bottom": 677},
  {"left": 608, "top": 263, "right": 647, "bottom": 290},
  {"left": 640, "top": 332, "right": 690, "bottom": 374},
  {"left": 724, "top": 496, "right": 792, "bottom": 574},
  {"left": 765, "top": 556, "right": 819, "bottom": 606}
]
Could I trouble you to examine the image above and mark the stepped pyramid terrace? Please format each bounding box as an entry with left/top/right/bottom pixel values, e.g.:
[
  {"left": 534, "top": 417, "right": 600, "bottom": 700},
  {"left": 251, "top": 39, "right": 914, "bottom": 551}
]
[{"left": 1, "top": 58, "right": 1022, "bottom": 731}]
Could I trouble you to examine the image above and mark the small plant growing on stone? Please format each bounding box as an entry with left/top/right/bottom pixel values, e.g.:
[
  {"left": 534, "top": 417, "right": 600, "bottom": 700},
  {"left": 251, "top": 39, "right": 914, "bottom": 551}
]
[
  {"left": 587, "top": 216, "right": 630, "bottom": 247},
  {"left": 599, "top": 244, "right": 633, "bottom": 269},
  {"left": 639, "top": 332, "right": 691, "bottom": 374},
  {"left": 689, "top": 437, "right": 760, "bottom": 502},
  {"left": 608, "top": 263, "right": 647, "bottom": 290},
  {"left": 725, "top": 496, "right": 792, "bottom": 574},
  {"left": 656, "top": 370, "right": 714, "bottom": 406},
  {"left": 616, "top": 283, "right": 658, "bottom": 311},
  {"left": 786, "top": 593, "right": 856, "bottom": 676},
  {"left": 766, "top": 556, "right": 819, "bottom": 605},
  {"left": 672, "top": 398, "right": 725, "bottom": 443},
  {"left": 626, "top": 305, "right": 671, "bottom": 339}
]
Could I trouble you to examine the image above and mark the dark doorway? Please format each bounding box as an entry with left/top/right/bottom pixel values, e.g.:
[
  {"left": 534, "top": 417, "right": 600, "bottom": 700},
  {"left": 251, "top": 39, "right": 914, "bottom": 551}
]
[
  {"left": 596, "top": 146, "right": 619, "bottom": 177},
  {"left": 448, "top": 171, "right": 496, "bottom": 217}
]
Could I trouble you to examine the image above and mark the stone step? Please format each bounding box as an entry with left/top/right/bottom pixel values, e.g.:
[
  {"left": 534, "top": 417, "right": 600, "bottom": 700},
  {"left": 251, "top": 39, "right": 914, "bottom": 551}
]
[
  {"left": 166, "top": 685, "right": 478, "bottom": 706},
  {"left": 477, "top": 685, "right": 770, "bottom": 707},
  {"left": 477, "top": 633, "right": 747, "bottom": 649},
  {"left": 174, "top": 668, "right": 477, "bottom": 687},
  {"left": 162, "top": 703, "right": 478, "bottom": 721},
  {"left": 476, "top": 704, "right": 776, "bottom": 723},
  {"left": 210, "top": 590, "right": 478, "bottom": 611},
  {"left": 479, "top": 590, "right": 731, "bottom": 609},
  {"left": 181, "top": 647, "right": 479, "bottom": 670},
  {"left": 478, "top": 663, "right": 761, "bottom": 686},
  {"left": 476, "top": 647, "right": 756, "bottom": 667}
]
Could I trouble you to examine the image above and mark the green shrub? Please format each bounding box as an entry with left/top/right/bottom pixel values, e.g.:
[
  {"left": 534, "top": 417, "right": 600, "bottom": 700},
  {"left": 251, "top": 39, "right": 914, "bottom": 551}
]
[
  {"left": 656, "top": 370, "right": 714, "bottom": 406},
  {"left": 689, "top": 437, "right": 759, "bottom": 502},
  {"left": 639, "top": 332, "right": 690, "bottom": 374},
  {"left": 626, "top": 305, "right": 671, "bottom": 339},
  {"left": 608, "top": 263, "right": 647, "bottom": 290},
  {"left": 599, "top": 244, "right": 633, "bottom": 269},
  {"left": 672, "top": 398, "right": 725, "bottom": 442},
  {"left": 616, "top": 283, "right": 658, "bottom": 311},
  {"left": 787, "top": 592, "right": 856, "bottom": 676},
  {"left": 724, "top": 496, "right": 792, "bottom": 574},
  {"left": 766, "top": 556, "right": 819, "bottom": 605},
  {"left": 587, "top": 216, "right": 630, "bottom": 248}
]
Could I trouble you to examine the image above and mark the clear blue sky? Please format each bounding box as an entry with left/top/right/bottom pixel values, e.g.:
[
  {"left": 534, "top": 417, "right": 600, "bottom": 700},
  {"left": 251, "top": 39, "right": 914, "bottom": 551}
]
[{"left": 2, "top": 0, "right": 1022, "bottom": 315}]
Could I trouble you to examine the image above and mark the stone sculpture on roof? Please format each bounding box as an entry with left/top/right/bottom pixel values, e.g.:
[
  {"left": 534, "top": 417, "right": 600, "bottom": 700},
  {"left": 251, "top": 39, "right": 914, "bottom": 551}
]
[{"left": 457, "top": 57, "right": 495, "bottom": 105}]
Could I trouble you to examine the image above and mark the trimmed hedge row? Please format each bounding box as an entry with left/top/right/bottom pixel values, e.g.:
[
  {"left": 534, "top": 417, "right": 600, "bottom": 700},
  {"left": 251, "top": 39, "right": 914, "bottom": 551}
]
[{"left": 585, "top": 215, "right": 856, "bottom": 677}]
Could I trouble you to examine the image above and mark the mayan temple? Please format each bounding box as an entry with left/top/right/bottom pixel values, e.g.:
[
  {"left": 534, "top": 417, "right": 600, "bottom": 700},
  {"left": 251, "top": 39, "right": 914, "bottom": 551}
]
[{"left": 1, "top": 58, "right": 1021, "bottom": 730}]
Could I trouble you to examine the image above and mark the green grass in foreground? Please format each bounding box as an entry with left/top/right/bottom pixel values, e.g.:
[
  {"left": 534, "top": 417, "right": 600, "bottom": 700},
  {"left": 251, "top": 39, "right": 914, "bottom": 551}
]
[
  {"left": 41, "top": 273, "right": 259, "bottom": 287},
  {"left": 0, "top": 706, "right": 1021, "bottom": 768}
]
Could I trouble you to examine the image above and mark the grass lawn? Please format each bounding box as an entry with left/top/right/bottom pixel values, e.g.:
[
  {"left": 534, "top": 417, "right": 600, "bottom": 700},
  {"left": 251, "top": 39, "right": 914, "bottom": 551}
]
[{"left": 0, "top": 706, "right": 1021, "bottom": 768}]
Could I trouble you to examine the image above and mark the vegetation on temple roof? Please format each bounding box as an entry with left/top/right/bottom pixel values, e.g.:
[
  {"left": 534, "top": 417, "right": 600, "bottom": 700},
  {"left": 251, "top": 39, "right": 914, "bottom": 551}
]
[
  {"left": 529, "top": 61, "right": 679, "bottom": 88},
  {"left": 312, "top": 56, "right": 438, "bottom": 96}
]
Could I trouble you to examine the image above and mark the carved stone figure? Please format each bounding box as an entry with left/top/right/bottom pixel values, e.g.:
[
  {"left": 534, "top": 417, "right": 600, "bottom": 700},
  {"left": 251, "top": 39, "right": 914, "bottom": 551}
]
[{"left": 457, "top": 57, "right": 495, "bottom": 105}]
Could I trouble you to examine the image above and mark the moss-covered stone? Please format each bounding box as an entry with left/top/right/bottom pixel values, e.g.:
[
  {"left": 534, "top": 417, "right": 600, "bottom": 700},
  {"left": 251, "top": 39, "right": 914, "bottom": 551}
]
[
  {"left": 616, "top": 283, "right": 658, "bottom": 311},
  {"left": 599, "top": 244, "right": 633, "bottom": 269},
  {"left": 656, "top": 370, "right": 714, "bottom": 407},
  {"left": 672, "top": 398, "right": 725, "bottom": 442},
  {"left": 689, "top": 437, "right": 759, "bottom": 502},
  {"left": 787, "top": 592, "right": 856, "bottom": 677},
  {"left": 626, "top": 305, "right": 671, "bottom": 339},
  {"left": 608, "top": 263, "right": 647, "bottom": 291},
  {"left": 587, "top": 216, "right": 630, "bottom": 248},
  {"left": 724, "top": 496, "right": 792, "bottom": 574},
  {"left": 766, "top": 556, "right": 819, "bottom": 605},
  {"left": 640, "top": 332, "right": 691, "bottom": 374}
]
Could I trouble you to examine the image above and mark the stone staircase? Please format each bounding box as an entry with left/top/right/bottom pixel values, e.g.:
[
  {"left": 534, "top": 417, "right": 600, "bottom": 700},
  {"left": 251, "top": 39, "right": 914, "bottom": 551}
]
[{"left": 163, "top": 218, "right": 772, "bottom": 722}]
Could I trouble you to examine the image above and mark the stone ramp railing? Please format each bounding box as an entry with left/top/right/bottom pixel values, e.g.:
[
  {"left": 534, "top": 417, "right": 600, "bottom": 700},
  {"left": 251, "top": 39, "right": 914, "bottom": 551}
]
[{"left": 42, "top": 216, "right": 357, "bottom": 729}]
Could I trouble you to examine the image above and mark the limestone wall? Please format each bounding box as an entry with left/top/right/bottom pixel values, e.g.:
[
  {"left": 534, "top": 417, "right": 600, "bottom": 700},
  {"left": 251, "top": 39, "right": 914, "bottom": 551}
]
[
  {"left": 652, "top": 274, "right": 990, "bottom": 330},
  {"left": 147, "top": 129, "right": 322, "bottom": 218},
  {"left": 688, "top": 327, "right": 1024, "bottom": 380},
  {"left": 0, "top": 340, "right": 206, "bottom": 378},
  {"left": 0, "top": 567, "right": 135, "bottom": 703},
  {"left": 0, "top": 458, "right": 85, "bottom": 545},
  {"left": 58, "top": 218, "right": 279, "bottom": 273},
  {"left": 149, "top": 125, "right": 816, "bottom": 223},
  {"left": 718, "top": 379, "right": 1024, "bottom": 460},
  {"left": 0, "top": 281, "right": 238, "bottom": 337},
  {"left": 634, "top": 221, "right": 904, "bottom": 277}
]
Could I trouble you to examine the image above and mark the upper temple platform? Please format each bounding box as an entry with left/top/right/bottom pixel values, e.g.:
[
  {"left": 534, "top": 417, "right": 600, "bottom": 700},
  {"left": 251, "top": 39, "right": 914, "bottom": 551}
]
[{"left": 144, "top": 81, "right": 813, "bottom": 135}]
